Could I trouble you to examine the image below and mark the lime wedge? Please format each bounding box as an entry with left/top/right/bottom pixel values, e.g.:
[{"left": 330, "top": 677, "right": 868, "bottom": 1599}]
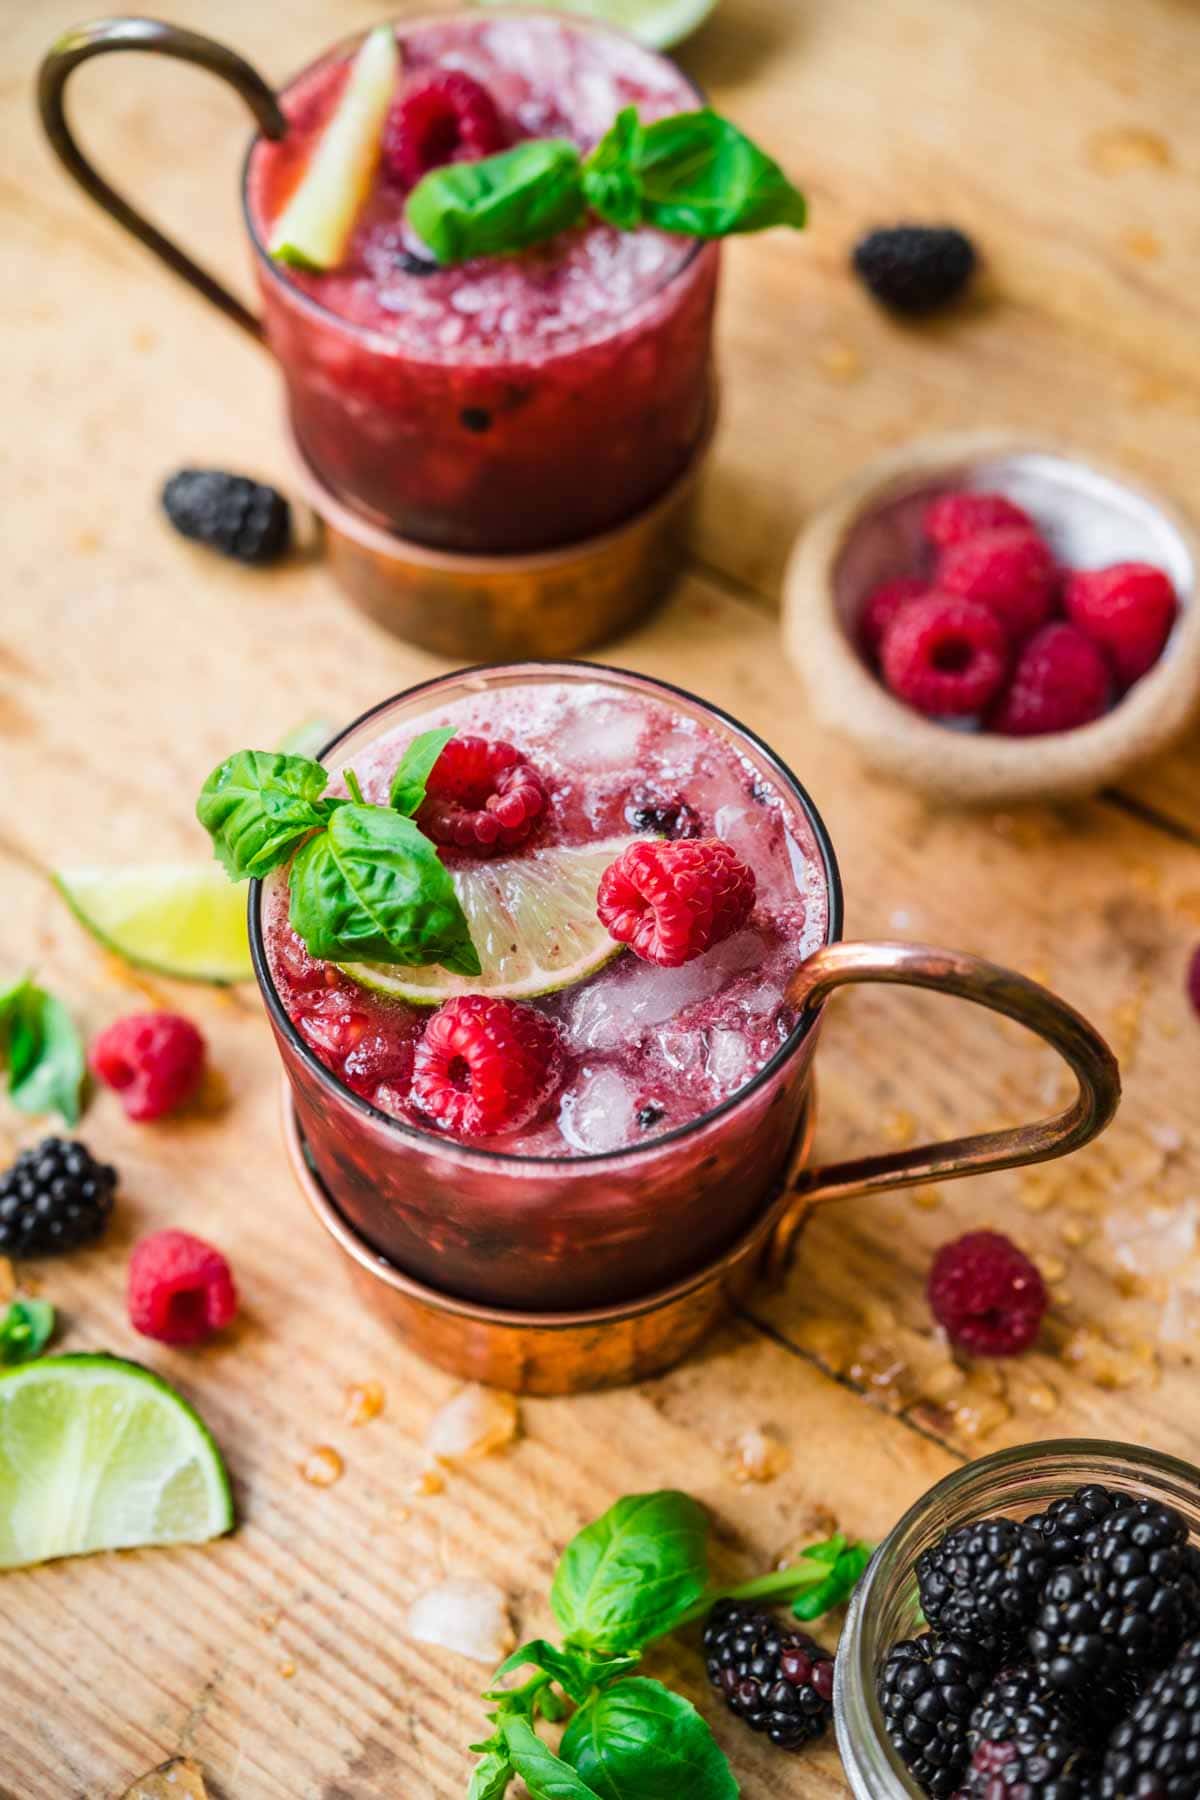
[
  {"left": 341, "top": 836, "right": 636, "bottom": 1004},
  {"left": 270, "top": 25, "right": 400, "bottom": 271},
  {"left": 476, "top": 0, "right": 717, "bottom": 50},
  {"left": 53, "top": 863, "right": 252, "bottom": 985},
  {"left": 0, "top": 1354, "right": 233, "bottom": 1570}
]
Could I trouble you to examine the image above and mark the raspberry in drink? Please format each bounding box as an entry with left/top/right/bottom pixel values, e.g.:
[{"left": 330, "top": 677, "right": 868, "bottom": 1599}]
[{"left": 246, "top": 14, "right": 718, "bottom": 551}]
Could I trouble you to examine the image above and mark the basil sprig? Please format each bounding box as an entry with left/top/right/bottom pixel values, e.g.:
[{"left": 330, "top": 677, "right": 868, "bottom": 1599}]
[
  {"left": 407, "top": 106, "right": 805, "bottom": 266},
  {"left": 196, "top": 731, "right": 480, "bottom": 976},
  {"left": 0, "top": 1298, "right": 55, "bottom": 1365},
  {"left": 467, "top": 1489, "right": 871, "bottom": 1798},
  {"left": 0, "top": 976, "right": 85, "bottom": 1126}
]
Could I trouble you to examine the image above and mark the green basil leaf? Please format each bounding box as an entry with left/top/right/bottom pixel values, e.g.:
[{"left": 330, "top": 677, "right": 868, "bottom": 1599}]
[
  {"left": 389, "top": 727, "right": 455, "bottom": 817},
  {"left": 2, "top": 983, "right": 85, "bottom": 1126},
  {"left": 792, "top": 1539, "right": 873, "bottom": 1621},
  {"left": 500, "top": 1716, "right": 603, "bottom": 1800},
  {"left": 584, "top": 107, "right": 806, "bottom": 237},
  {"left": 551, "top": 1491, "right": 709, "bottom": 1652},
  {"left": 408, "top": 139, "right": 585, "bottom": 266},
  {"left": 486, "top": 1640, "right": 638, "bottom": 1707},
  {"left": 197, "top": 750, "right": 335, "bottom": 881},
  {"left": 467, "top": 1749, "right": 514, "bottom": 1800},
  {"left": 561, "top": 1678, "right": 737, "bottom": 1800},
  {"left": 288, "top": 804, "right": 480, "bottom": 974},
  {"left": 0, "top": 1299, "right": 55, "bottom": 1365}
]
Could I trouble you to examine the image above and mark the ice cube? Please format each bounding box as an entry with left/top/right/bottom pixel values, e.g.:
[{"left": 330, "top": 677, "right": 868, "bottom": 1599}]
[
  {"left": 741, "top": 982, "right": 781, "bottom": 1017},
  {"left": 566, "top": 931, "right": 764, "bottom": 1051},
  {"left": 553, "top": 698, "right": 645, "bottom": 770},
  {"left": 707, "top": 1029, "right": 750, "bottom": 1091},
  {"left": 655, "top": 1028, "right": 704, "bottom": 1071},
  {"left": 559, "top": 1067, "right": 637, "bottom": 1153}
]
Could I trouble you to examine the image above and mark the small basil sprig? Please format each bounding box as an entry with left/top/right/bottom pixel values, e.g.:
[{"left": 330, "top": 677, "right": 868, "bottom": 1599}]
[
  {"left": 0, "top": 1298, "right": 55, "bottom": 1365},
  {"left": 467, "top": 1489, "right": 872, "bottom": 1798},
  {"left": 196, "top": 731, "right": 480, "bottom": 976},
  {"left": 407, "top": 106, "right": 805, "bottom": 266},
  {"left": 0, "top": 976, "right": 85, "bottom": 1127}
]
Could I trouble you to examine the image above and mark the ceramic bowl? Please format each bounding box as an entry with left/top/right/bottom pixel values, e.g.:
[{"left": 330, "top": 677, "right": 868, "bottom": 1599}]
[{"left": 783, "top": 431, "right": 1200, "bottom": 803}]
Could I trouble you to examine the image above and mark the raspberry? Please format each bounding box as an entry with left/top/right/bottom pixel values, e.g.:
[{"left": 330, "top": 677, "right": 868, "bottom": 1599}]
[
  {"left": 1189, "top": 945, "right": 1200, "bottom": 1019},
  {"left": 988, "top": 622, "right": 1112, "bottom": 736},
  {"left": 859, "top": 575, "right": 927, "bottom": 662},
  {"left": 382, "top": 71, "right": 507, "bottom": 188},
  {"left": 128, "top": 1229, "right": 237, "bottom": 1345},
  {"left": 927, "top": 1230, "right": 1048, "bottom": 1356},
  {"left": 924, "top": 490, "right": 1035, "bottom": 550},
  {"left": 411, "top": 995, "right": 563, "bottom": 1138},
  {"left": 852, "top": 225, "right": 977, "bottom": 314},
  {"left": 596, "top": 838, "right": 756, "bottom": 968},
  {"left": 417, "top": 735, "right": 547, "bottom": 856},
  {"left": 938, "top": 527, "right": 1058, "bottom": 642},
  {"left": 1063, "top": 562, "right": 1177, "bottom": 688},
  {"left": 161, "top": 469, "right": 290, "bottom": 566},
  {"left": 880, "top": 594, "right": 1008, "bottom": 718},
  {"left": 89, "top": 1012, "right": 206, "bottom": 1122}
]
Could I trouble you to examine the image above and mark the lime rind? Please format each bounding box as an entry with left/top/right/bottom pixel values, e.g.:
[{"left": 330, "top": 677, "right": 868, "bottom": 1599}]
[
  {"left": 53, "top": 864, "right": 253, "bottom": 985},
  {"left": 476, "top": 0, "right": 718, "bottom": 51},
  {"left": 340, "top": 835, "right": 636, "bottom": 1005},
  {"left": 0, "top": 1354, "right": 233, "bottom": 1570}
]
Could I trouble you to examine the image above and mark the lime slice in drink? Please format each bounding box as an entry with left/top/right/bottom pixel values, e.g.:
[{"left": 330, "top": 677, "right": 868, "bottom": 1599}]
[
  {"left": 476, "top": 0, "right": 718, "bottom": 50},
  {"left": 270, "top": 25, "right": 400, "bottom": 271},
  {"left": 0, "top": 1354, "right": 233, "bottom": 1570},
  {"left": 53, "top": 863, "right": 252, "bottom": 984},
  {"left": 342, "top": 836, "right": 636, "bottom": 1004},
  {"left": 276, "top": 716, "right": 336, "bottom": 760}
]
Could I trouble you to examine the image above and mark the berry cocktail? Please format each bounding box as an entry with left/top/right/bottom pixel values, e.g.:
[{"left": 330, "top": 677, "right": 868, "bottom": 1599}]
[
  {"left": 245, "top": 15, "right": 718, "bottom": 552},
  {"left": 248, "top": 665, "right": 837, "bottom": 1311}
]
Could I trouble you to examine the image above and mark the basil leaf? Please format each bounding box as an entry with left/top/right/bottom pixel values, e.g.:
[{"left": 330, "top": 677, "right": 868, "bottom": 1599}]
[
  {"left": 792, "top": 1539, "right": 873, "bottom": 1621},
  {"left": 467, "top": 1749, "right": 514, "bottom": 1800},
  {"left": 551, "top": 1491, "right": 708, "bottom": 1652},
  {"left": 584, "top": 107, "right": 806, "bottom": 237},
  {"left": 2, "top": 982, "right": 84, "bottom": 1126},
  {"left": 389, "top": 727, "right": 455, "bottom": 817},
  {"left": 486, "top": 1640, "right": 638, "bottom": 1707},
  {"left": 197, "top": 750, "right": 335, "bottom": 881},
  {"left": 561, "top": 1679, "right": 737, "bottom": 1800},
  {"left": 0, "top": 1299, "right": 55, "bottom": 1365},
  {"left": 288, "top": 804, "right": 480, "bottom": 974},
  {"left": 408, "top": 140, "right": 585, "bottom": 266},
  {"left": 500, "top": 1716, "right": 603, "bottom": 1800}
]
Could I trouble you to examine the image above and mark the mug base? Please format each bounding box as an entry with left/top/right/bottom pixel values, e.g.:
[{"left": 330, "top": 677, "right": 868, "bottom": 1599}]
[{"left": 281, "top": 1081, "right": 816, "bottom": 1396}]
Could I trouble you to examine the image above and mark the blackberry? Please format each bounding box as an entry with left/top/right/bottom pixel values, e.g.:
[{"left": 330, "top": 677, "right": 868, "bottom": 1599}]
[
  {"left": 624, "top": 791, "right": 702, "bottom": 840},
  {"left": 852, "top": 225, "right": 977, "bottom": 315},
  {"left": 961, "top": 1666, "right": 1093, "bottom": 1798},
  {"left": 161, "top": 468, "right": 290, "bottom": 565},
  {"left": 1031, "top": 1562, "right": 1122, "bottom": 1692},
  {"left": 1100, "top": 1636, "right": 1200, "bottom": 1799},
  {"left": 877, "top": 1630, "right": 992, "bottom": 1796},
  {"left": 0, "top": 1137, "right": 117, "bottom": 1256},
  {"left": 917, "top": 1516, "right": 1052, "bottom": 1653},
  {"left": 1028, "top": 1483, "right": 1135, "bottom": 1564},
  {"left": 635, "top": 1104, "right": 665, "bottom": 1129},
  {"left": 1086, "top": 1502, "right": 1199, "bottom": 1672},
  {"left": 702, "top": 1600, "right": 834, "bottom": 1750}
]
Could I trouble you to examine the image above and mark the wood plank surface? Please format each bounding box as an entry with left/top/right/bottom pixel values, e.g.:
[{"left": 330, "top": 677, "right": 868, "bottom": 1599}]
[{"left": 3, "top": 0, "right": 1200, "bottom": 1794}]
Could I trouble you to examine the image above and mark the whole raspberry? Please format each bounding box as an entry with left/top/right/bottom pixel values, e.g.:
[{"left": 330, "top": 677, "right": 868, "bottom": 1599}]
[
  {"left": 382, "top": 71, "right": 507, "bottom": 188},
  {"left": 924, "top": 490, "right": 1035, "bottom": 550},
  {"left": 128, "top": 1229, "right": 237, "bottom": 1345},
  {"left": 89, "top": 1012, "right": 206, "bottom": 1122},
  {"left": 596, "top": 838, "right": 756, "bottom": 968},
  {"left": 1063, "top": 562, "right": 1177, "bottom": 688},
  {"left": 938, "top": 527, "right": 1057, "bottom": 642},
  {"left": 417, "top": 735, "right": 547, "bottom": 856},
  {"left": 988, "top": 622, "right": 1112, "bottom": 736},
  {"left": 859, "top": 575, "right": 927, "bottom": 662},
  {"left": 880, "top": 593, "right": 1008, "bottom": 718},
  {"left": 927, "top": 1230, "right": 1048, "bottom": 1357},
  {"left": 411, "top": 995, "right": 563, "bottom": 1138}
]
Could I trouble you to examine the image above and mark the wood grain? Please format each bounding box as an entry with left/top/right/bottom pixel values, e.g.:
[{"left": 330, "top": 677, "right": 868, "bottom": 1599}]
[{"left": 3, "top": 0, "right": 1200, "bottom": 1793}]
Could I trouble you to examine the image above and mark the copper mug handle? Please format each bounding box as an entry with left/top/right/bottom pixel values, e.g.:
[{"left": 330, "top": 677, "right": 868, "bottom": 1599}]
[
  {"left": 37, "top": 17, "right": 285, "bottom": 340},
  {"left": 768, "top": 941, "right": 1121, "bottom": 1273}
]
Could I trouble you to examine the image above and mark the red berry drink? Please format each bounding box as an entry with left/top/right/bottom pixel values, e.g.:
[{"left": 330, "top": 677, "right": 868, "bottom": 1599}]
[{"left": 245, "top": 15, "right": 718, "bottom": 552}]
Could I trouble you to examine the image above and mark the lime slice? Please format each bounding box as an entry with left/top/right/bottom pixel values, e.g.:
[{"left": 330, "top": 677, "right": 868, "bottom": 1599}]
[
  {"left": 270, "top": 26, "right": 400, "bottom": 271},
  {"left": 0, "top": 1354, "right": 233, "bottom": 1570},
  {"left": 342, "top": 836, "right": 636, "bottom": 1004},
  {"left": 476, "top": 0, "right": 718, "bottom": 51},
  {"left": 276, "top": 716, "right": 335, "bottom": 760},
  {"left": 53, "top": 863, "right": 252, "bottom": 985}
]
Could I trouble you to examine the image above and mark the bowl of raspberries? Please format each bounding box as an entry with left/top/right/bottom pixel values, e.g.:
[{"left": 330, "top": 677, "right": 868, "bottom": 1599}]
[
  {"left": 835, "top": 1437, "right": 1200, "bottom": 1799},
  {"left": 785, "top": 432, "right": 1200, "bottom": 802}
]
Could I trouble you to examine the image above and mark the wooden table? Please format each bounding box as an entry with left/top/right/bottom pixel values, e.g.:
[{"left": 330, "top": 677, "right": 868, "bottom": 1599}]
[{"left": 4, "top": 1, "right": 1200, "bottom": 1793}]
